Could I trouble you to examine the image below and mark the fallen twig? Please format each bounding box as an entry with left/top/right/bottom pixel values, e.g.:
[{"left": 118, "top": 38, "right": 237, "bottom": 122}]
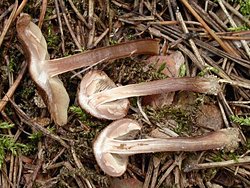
[
  {"left": 38, "top": 0, "right": 47, "bottom": 28},
  {"left": 184, "top": 156, "right": 250, "bottom": 172},
  {"left": 0, "top": 62, "right": 27, "bottom": 112},
  {"left": 10, "top": 100, "right": 69, "bottom": 149},
  {"left": 0, "top": 0, "right": 18, "bottom": 48}
]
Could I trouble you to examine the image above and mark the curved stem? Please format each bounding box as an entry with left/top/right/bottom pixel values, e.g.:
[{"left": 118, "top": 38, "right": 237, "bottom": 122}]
[
  {"left": 107, "top": 128, "right": 239, "bottom": 155},
  {"left": 90, "top": 77, "right": 220, "bottom": 105},
  {"left": 47, "top": 39, "right": 159, "bottom": 77}
]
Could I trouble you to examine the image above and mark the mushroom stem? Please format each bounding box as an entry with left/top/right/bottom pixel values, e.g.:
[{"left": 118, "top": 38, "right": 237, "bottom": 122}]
[
  {"left": 93, "top": 119, "right": 240, "bottom": 177},
  {"left": 47, "top": 39, "right": 159, "bottom": 77},
  {"left": 79, "top": 70, "right": 220, "bottom": 120},
  {"left": 105, "top": 129, "right": 238, "bottom": 154},
  {"left": 16, "top": 13, "right": 159, "bottom": 125},
  {"left": 90, "top": 76, "right": 220, "bottom": 105}
]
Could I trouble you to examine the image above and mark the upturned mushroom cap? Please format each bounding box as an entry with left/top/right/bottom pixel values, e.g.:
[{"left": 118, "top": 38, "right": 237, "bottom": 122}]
[
  {"left": 93, "top": 118, "right": 239, "bottom": 177},
  {"left": 16, "top": 14, "right": 69, "bottom": 125},
  {"left": 79, "top": 69, "right": 221, "bottom": 120},
  {"left": 78, "top": 70, "right": 130, "bottom": 119},
  {"left": 93, "top": 119, "right": 141, "bottom": 176}
]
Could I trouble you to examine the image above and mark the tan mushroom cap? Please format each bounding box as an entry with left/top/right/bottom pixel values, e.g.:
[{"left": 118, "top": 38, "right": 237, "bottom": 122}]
[
  {"left": 93, "top": 119, "right": 141, "bottom": 176},
  {"left": 17, "top": 14, "right": 69, "bottom": 125},
  {"left": 78, "top": 70, "right": 130, "bottom": 120}
]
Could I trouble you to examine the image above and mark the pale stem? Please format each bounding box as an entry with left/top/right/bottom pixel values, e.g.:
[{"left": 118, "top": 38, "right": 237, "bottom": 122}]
[
  {"left": 90, "top": 77, "right": 220, "bottom": 105},
  {"left": 47, "top": 39, "right": 159, "bottom": 77},
  {"left": 106, "top": 128, "right": 238, "bottom": 155}
]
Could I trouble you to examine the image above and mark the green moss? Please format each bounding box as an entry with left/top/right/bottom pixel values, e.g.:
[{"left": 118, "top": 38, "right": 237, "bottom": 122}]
[
  {"left": 0, "top": 136, "right": 28, "bottom": 168},
  {"left": 230, "top": 115, "right": 250, "bottom": 126},
  {"left": 211, "top": 150, "right": 240, "bottom": 164},
  {"left": 69, "top": 105, "right": 105, "bottom": 127},
  {"left": 198, "top": 66, "right": 220, "bottom": 76},
  {"left": 0, "top": 122, "right": 14, "bottom": 129},
  {"left": 239, "top": 0, "right": 250, "bottom": 15},
  {"left": 246, "top": 139, "right": 250, "bottom": 150},
  {"left": 211, "top": 152, "right": 223, "bottom": 162},
  {"left": 28, "top": 131, "right": 43, "bottom": 141},
  {"left": 229, "top": 0, "right": 250, "bottom": 15},
  {"left": 179, "top": 64, "right": 186, "bottom": 77},
  {"left": 20, "top": 85, "right": 35, "bottom": 100},
  {"left": 46, "top": 24, "right": 60, "bottom": 49},
  {"left": 156, "top": 61, "right": 166, "bottom": 73},
  {"left": 146, "top": 106, "right": 192, "bottom": 135},
  {"left": 8, "top": 56, "right": 16, "bottom": 73},
  {"left": 103, "top": 59, "right": 167, "bottom": 85},
  {"left": 228, "top": 25, "right": 250, "bottom": 31},
  {"left": 109, "top": 39, "right": 118, "bottom": 45}
]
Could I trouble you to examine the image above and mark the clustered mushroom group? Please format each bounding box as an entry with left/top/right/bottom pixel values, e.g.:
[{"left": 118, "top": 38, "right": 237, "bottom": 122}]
[{"left": 17, "top": 14, "right": 240, "bottom": 177}]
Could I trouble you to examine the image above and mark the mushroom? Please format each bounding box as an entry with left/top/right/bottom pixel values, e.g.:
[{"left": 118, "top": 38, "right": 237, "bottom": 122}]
[
  {"left": 16, "top": 13, "right": 159, "bottom": 125},
  {"left": 78, "top": 70, "right": 220, "bottom": 119},
  {"left": 93, "top": 118, "right": 240, "bottom": 177}
]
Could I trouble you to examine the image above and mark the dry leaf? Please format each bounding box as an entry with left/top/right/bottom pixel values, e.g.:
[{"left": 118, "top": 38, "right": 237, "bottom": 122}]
[{"left": 143, "top": 51, "right": 185, "bottom": 107}]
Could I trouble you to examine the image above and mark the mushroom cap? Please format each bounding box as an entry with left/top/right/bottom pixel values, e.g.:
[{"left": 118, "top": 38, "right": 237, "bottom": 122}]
[
  {"left": 78, "top": 70, "right": 130, "bottom": 120},
  {"left": 93, "top": 118, "right": 141, "bottom": 176},
  {"left": 16, "top": 14, "right": 69, "bottom": 125}
]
